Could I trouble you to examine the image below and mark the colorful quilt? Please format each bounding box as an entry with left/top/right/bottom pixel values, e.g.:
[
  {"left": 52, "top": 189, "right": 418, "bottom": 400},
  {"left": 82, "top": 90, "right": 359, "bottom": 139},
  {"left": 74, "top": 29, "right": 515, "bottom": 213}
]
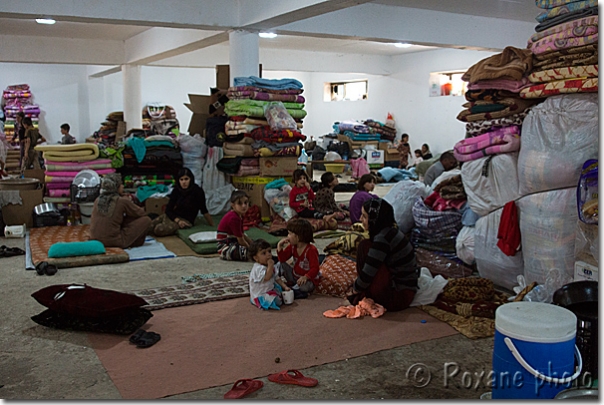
[
  {"left": 529, "top": 64, "right": 598, "bottom": 83},
  {"left": 457, "top": 99, "right": 537, "bottom": 122},
  {"left": 454, "top": 127, "right": 521, "bottom": 162},
  {"left": 536, "top": 0, "right": 598, "bottom": 22},
  {"left": 529, "top": 15, "right": 598, "bottom": 43},
  {"left": 520, "top": 77, "right": 598, "bottom": 98},
  {"left": 529, "top": 33, "right": 598, "bottom": 55}
]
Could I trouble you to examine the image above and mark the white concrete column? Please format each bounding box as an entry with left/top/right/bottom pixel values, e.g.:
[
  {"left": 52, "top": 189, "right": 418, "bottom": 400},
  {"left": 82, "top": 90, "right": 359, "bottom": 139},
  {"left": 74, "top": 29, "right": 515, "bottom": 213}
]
[
  {"left": 122, "top": 64, "right": 142, "bottom": 130},
  {"left": 229, "top": 30, "right": 259, "bottom": 86}
]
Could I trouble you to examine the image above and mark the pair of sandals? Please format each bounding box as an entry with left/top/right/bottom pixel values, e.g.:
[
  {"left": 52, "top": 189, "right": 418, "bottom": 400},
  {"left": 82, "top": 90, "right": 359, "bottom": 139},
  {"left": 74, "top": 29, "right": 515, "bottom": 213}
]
[
  {"left": 35, "top": 261, "right": 58, "bottom": 276},
  {"left": 129, "top": 329, "right": 161, "bottom": 348},
  {"left": 0, "top": 245, "right": 26, "bottom": 258},
  {"left": 224, "top": 370, "right": 318, "bottom": 399}
]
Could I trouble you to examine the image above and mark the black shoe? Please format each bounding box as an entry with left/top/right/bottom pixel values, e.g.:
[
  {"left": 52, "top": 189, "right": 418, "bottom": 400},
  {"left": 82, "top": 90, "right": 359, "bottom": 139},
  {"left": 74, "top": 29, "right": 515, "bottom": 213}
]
[{"left": 293, "top": 290, "right": 309, "bottom": 300}]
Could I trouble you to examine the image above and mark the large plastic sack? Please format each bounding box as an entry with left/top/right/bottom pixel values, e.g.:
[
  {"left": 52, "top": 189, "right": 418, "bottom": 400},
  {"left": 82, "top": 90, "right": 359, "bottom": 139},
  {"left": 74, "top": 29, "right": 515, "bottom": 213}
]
[
  {"left": 178, "top": 134, "right": 207, "bottom": 186},
  {"left": 455, "top": 226, "right": 475, "bottom": 265},
  {"left": 518, "top": 93, "right": 599, "bottom": 195},
  {"left": 474, "top": 207, "right": 524, "bottom": 290},
  {"left": 412, "top": 196, "right": 462, "bottom": 240},
  {"left": 264, "top": 184, "right": 296, "bottom": 221},
  {"left": 202, "top": 147, "right": 233, "bottom": 214},
  {"left": 383, "top": 180, "right": 430, "bottom": 233},
  {"left": 517, "top": 187, "right": 577, "bottom": 289},
  {"left": 461, "top": 152, "right": 521, "bottom": 217}
]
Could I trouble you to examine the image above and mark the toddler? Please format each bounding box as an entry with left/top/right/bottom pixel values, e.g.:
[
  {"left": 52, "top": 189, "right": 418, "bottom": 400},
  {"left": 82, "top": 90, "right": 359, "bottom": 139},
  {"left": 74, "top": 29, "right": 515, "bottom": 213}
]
[
  {"left": 276, "top": 218, "right": 320, "bottom": 294},
  {"left": 217, "top": 190, "right": 253, "bottom": 261},
  {"left": 289, "top": 169, "right": 334, "bottom": 221},
  {"left": 249, "top": 239, "right": 290, "bottom": 310},
  {"left": 408, "top": 149, "right": 423, "bottom": 169}
]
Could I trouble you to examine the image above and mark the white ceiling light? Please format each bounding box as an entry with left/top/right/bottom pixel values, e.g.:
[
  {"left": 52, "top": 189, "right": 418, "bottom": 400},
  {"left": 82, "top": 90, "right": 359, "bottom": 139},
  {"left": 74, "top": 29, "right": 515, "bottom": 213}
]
[
  {"left": 259, "top": 32, "right": 277, "bottom": 39},
  {"left": 35, "top": 18, "right": 56, "bottom": 25},
  {"left": 394, "top": 43, "right": 412, "bottom": 48}
]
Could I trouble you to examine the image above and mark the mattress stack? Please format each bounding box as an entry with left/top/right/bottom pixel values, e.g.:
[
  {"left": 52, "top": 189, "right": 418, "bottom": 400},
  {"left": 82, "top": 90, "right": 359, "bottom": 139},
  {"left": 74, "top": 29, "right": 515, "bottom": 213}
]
[
  {"left": 2, "top": 84, "right": 40, "bottom": 144},
  {"left": 521, "top": 0, "right": 598, "bottom": 99},
  {"left": 34, "top": 143, "right": 115, "bottom": 207}
]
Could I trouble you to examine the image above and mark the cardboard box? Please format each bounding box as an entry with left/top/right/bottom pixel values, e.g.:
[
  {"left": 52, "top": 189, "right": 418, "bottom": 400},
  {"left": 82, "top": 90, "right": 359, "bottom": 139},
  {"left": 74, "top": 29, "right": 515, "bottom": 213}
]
[
  {"left": 385, "top": 148, "right": 400, "bottom": 162},
  {"left": 24, "top": 169, "right": 45, "bottom": 184},
  {"left": 184, "top": 94, "right": 212, "bottom": 136},
  {"left": 259, "top": 157, "right": 299, "bottom": 177},
  {"left": 231, "top": 176, "right": 291, "bottom": 222},
  {"left": 145, "top": 197, "right": 170, "bottom": 216},
  {"left": 366, "top": 150, "right": 385, "bottom": 164},
  {"left": 337, "top": 134, "right": 378, "bottom": 151},
  {"left": 1, "top": 187, "right": 44, "bottom": 228}
]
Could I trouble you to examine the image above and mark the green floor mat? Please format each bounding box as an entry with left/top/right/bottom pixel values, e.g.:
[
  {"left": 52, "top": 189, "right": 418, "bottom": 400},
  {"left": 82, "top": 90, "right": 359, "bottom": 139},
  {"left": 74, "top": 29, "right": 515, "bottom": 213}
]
[{"left": 176, "top": 214, "right": 282, "bottom": 255}]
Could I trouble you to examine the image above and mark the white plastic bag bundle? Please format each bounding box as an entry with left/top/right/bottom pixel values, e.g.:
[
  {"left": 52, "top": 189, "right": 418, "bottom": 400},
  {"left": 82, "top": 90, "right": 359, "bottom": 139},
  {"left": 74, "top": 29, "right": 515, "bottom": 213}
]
[
  {"left": 263, "top": 101, "right": 297, "bottom": 130},
  {"left": 178, "top": 134, "right": 207, "bottom": 186},
  {"left": 410, "top": 267, "right": 449, "bottom": 306},
  {"left": 264, "top": 184, "right": 296, "bottom": 221},
  {"left": 518, "top": 93, "right": 599, "bottom": 195},
  {"left": 202, "top": 147, "right": 234, "bottom": 215},
  {"left": 455, "top": 226, "right": 476, "bottom": 265},
  {"left": 383, "top": 179, "right": 431, "bottom": 233},
  {"left": 325, "top": 151, "right": 342, "bottom": 161},
  {"left": 461, "top": 153, "right": 521, "bottom": 217},
  {"left": 517, "top": 187, "right": 577, "bottom": 288},
  {"left": 474, "top": 207, "right": 524, "bottom": 290}
]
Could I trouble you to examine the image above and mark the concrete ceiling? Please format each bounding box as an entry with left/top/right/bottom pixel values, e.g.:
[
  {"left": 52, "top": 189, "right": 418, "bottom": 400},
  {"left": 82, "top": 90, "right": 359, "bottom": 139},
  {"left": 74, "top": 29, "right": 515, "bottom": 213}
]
[{"left": 0, "top": 0, "right": 540, "bottom": 69}]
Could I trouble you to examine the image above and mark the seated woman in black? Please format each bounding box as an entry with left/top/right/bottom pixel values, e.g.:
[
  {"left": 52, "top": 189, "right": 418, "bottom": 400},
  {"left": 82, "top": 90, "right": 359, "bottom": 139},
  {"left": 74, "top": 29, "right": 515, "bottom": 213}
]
[
  {"left": 347, "top": 198, "right": 419, "bottom": 311},
  {"left": 150, "top": 168, "right": 214, "bottom": 236}
]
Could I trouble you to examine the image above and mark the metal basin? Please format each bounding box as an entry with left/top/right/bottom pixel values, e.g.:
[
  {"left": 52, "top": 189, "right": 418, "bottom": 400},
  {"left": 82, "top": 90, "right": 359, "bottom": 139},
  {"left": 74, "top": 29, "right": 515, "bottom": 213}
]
[
  {"left": 555, "top": 388, "right": 598, "bottom": 399},
  {"left": 34, "top": 203, "right": 59, "bottom": 216},
  {"left": 0, "top": 177, "right": 40, "bottom": 190}
]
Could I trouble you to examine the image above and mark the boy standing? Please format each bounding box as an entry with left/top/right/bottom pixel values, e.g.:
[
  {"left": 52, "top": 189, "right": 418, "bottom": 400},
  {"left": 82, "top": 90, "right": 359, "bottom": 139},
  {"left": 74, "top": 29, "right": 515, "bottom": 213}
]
[{"left": 60, "top": 123, "right": 76, "bottom": 144}]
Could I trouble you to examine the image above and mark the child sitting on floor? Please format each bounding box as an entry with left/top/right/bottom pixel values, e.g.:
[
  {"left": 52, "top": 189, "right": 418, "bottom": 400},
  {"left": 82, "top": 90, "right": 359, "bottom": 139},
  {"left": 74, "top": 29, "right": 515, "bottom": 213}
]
[
  {"left": 216, "top": 190, "right": 253, "bottom": 261},
  {"left": 289, "top": 169, "right": 335, "bottom": 222},
  {"left": 276, "top": 218, "right": 320, "bottom": 294},
  {"left": 249, "top": 239, "right": 290, "bottom": 310},
  {"left": 314, "top": 171, "right": 349, "bottom": 220}
]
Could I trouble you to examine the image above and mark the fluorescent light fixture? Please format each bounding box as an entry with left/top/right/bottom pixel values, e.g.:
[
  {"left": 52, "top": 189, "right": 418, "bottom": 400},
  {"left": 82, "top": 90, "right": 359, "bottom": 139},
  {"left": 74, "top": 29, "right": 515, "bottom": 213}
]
[
  {"left": 259, "top": 32, "right": 277, "bottom": 39},
  {"left": 394, "top": 42, "right": 412, "bottom": 48},
  {"left": 36, "top": 18, "right": 56, "bottom": 25}
]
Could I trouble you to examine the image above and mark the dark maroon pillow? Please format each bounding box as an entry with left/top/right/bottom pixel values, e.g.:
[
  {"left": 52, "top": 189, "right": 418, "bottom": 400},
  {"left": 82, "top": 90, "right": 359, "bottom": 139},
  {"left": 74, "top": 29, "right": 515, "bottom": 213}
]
[{"left": 31, "top": 284, "right": 149, "bottom": 318}]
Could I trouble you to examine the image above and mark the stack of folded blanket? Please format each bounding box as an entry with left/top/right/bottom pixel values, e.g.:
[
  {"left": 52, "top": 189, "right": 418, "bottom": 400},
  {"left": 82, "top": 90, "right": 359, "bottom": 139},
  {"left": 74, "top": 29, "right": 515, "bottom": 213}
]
[
  {"left": 219, "top": 76, "right": 307, "bottom": 175},
  {"left": 90, "top": 111, "right": 124, "bottom": 146},
  {"left": 458, "top": 46, "right": 539, "bottom": 139},
  {"left": 363, "top": 119, "right": 396, "bottom": 142},
  {"left": 2, "top": 84, "right": 40, "bottom": 141},
  {"left": 334, "top": 120, "right": 381, "bottom": 142},
  {"left": 521, "top": 1, "right": 598, "bottom": 99}
]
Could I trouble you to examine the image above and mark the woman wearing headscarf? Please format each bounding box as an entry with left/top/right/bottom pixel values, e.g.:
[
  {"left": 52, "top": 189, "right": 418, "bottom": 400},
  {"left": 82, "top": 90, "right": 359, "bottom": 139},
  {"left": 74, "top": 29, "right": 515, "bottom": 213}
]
[
  {"left": 347, "top": 198, "right": 419, "bottom": 311},
  {"left": 89, "top": 173, "right": 152, "bottom": 248},
  {"left": 149, "top": 167, "right": 214, "bottom": 236}
]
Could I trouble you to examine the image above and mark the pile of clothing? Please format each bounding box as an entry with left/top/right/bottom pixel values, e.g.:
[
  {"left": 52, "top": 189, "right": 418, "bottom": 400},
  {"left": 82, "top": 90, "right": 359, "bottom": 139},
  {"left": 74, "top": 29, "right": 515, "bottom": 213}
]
[
  {"left": 91, "top": 111, "right": 124, "bottom": 146},
  {"left": 521, "top": 1, "right": 598, "bottom": 99},
  {"left": 2, "top": 84, "right": 40, "bottom": 142},
  {"left": 120, "top": 135, "right": 182, "bottom": 179},
  {"left": 141, "top": 104, "right": 180, "bottom": 136}
]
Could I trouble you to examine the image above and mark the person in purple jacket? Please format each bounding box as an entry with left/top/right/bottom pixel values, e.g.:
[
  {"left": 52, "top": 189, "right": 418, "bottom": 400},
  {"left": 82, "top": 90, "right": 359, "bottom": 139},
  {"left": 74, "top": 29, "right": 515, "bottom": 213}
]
[{"left": 349, "top": 173, "right": 378, "bottom": 224}]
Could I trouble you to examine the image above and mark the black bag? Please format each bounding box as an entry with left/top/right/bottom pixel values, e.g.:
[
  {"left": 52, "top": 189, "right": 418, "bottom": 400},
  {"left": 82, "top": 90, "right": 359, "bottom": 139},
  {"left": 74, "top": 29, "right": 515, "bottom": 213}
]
[{"left": 205, "top": 115, "right": 228, "bottom": 147}]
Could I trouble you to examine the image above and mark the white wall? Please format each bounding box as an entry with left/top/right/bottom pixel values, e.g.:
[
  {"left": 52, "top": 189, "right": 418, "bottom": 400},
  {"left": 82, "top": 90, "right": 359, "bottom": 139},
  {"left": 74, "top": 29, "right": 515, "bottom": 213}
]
[{"left": 0, "top": 63, "right": 90, "bottom": 143}]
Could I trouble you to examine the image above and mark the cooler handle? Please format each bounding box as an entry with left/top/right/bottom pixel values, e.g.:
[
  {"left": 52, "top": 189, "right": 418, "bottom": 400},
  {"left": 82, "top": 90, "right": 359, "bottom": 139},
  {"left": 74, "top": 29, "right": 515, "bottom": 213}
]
[{"left": 504, "top": 337, "right": 582, "bottom": 384}]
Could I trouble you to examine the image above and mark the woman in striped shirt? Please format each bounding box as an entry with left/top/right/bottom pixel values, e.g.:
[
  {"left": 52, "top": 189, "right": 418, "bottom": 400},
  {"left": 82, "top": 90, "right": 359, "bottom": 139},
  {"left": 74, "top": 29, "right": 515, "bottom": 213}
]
[{"left": 347, "top": 198, "right": 419, "bottom": 311}]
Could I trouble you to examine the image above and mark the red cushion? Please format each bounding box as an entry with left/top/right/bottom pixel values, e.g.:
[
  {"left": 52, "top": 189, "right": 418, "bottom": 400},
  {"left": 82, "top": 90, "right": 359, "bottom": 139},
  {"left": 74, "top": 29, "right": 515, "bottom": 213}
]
[{"left": 31, "top": 284, "right": 149, "bottom": 318}]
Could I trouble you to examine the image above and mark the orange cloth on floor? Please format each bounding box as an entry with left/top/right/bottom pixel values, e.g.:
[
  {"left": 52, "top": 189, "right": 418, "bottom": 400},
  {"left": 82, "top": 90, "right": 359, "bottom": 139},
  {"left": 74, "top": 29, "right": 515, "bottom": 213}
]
[{"left": 322, "top": 298, "right": 386, "bottom": 319}]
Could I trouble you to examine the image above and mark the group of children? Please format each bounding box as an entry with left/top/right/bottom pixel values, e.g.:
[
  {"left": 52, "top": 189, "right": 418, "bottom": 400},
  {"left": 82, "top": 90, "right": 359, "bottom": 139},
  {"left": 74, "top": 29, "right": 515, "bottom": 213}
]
[{"left": 396, "top": 133, "right": 432, "bottom": 170}]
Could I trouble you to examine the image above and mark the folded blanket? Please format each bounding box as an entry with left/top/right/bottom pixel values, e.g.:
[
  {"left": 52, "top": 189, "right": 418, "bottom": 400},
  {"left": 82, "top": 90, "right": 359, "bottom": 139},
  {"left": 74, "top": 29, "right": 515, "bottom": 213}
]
[
  {"left": 533, "top": 51, "right": 598, "bottom": 70},
  {"left": 536, "top": 0, "right": 590, "bottom": 9},
  {"left": 535, "top": 5, "right": 598, "bottom": 32},
  {"left": 529, "top": 33, "right": 598, "bottom": 55},
  {"left": 227, "top": 90, "right": 305, "bottom": 103},
  {"left": 529, "top": 15, "right": 598, "bottom": 43},
  {"left": 228, "top": 86, "right": 303, "bottom": 95},
  {"left": 467, "top": 77, "right": 530, "bottom": 93},
  {"left": 45, "top": 182, "right": 73, "bottom": 190},
  {"left": 36, "top": 143, "right": 100, "bottom": 162},
  {"left": 44, "top": 168, "right": 115, "bottom": 178},
  {"left": 457, "top": 99, "right": 538, "bottom": 122},
  {"left": 465, "top": 113, "right": 529, "bottom": 138},
  {"left": 233, "top": 76, "right": 303, "bottom": 90},
  {"left": 464, "top": 89, "right": 519, "bottom": 102},
  {"left": 235, "top": 165, "right": 260, "bottom": 176},
  {"left": 536, "top": 0, "right": 597, "bottom": 22},
  {"left": 337, "top": 121, "right": 372, "bottom": 134},
  {"left": 44, "top": 158, "right": 113, "bottom": 172},
  {"left": 231, "top": 116, "right": 303, "bottom": 128},
  {"left": 529, "top": 64, "right": 598, "bottom": 83},
  {"left": 223, "top": 143, "right": 254, "bottom": 157},
  {"left": 249, "top": 126, "right": 306, "bottom": 143},
  {"left": 462, "top": 47, "right": 533, "bottom": 83},
  {"left": 520, "top": 77, "right": 598, "bottom": 98},
  {"left": 47, "top": 188, "right": 71, "bottom": 198},
  {"left": 454, "top": 129, "right": 521, "bottom": 163},
  {"left": 240, "top": 158, "right": 259, "bottom": 167},
  {"left": 225, "top": 101, "right": 307, "bottom": 120}
]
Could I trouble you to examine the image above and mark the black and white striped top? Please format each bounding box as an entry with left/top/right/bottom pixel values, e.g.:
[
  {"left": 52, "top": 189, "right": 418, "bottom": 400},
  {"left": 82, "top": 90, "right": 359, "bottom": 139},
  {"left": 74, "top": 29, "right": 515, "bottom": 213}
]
[{"left": 354, "top": 227, "right": 418, "bottom": 292}]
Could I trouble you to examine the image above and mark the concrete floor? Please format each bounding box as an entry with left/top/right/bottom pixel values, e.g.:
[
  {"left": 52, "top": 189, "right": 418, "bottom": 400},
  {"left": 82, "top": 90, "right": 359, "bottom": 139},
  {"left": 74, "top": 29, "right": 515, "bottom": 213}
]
[{"left": 0, "top": 176, "right": 496, "bottom": 400}]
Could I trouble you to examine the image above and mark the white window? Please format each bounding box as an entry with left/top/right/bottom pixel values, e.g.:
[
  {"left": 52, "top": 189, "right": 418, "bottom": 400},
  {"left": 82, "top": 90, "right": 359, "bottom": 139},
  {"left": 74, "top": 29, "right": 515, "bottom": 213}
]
[
  {"left": 324, "top": 80, "right": 368, "bottom": 102},
  {"left": 429, "top": 71, "right": 467, "bottom": 97}
]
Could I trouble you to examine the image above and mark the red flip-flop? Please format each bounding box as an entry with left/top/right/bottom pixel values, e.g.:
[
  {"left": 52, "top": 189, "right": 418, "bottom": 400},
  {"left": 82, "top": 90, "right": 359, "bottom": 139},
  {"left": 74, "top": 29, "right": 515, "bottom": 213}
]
[
  {"left": 223, "top": 379, "right": 263, "bottom": 399},
  {"left": 268, "top": 369, "right": 318, "bottom": 387}
]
